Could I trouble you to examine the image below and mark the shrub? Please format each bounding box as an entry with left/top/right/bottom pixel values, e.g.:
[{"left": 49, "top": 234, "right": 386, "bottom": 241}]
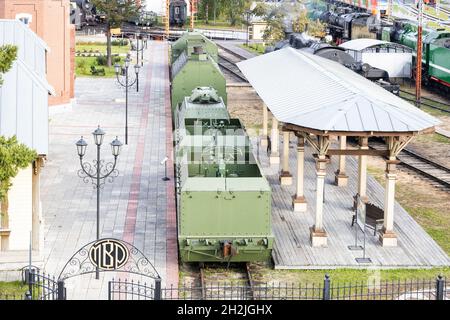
[
  {"left": 76, "top": 58, "right": 87, "bottom": 73},
  {"left": 96, "top": 55, "right": 108, "bottom": 66},
  {"left": 113, "top": 56, "right": 122, "bottom": 64},
  {"left": 112, "top": 39, "right": 129, "bottom": 46}
]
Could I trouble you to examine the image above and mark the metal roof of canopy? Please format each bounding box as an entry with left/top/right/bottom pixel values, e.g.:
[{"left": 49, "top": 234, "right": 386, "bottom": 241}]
[{"left": 237, "top": 47, "right": 440, "bottom": 135}]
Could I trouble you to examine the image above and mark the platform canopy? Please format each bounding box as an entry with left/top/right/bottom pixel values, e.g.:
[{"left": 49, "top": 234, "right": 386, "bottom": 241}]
[{"left": 237, "top": 47, "right": 439, "bottom": 136}]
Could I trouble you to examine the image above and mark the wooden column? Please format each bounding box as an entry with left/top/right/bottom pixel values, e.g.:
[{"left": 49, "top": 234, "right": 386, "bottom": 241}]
[
  {"left": 261, "top": 104, "right": 268, "bottom": 147},
  {"left": 32, "top": 158, "right": 43, "bottom": 252},
  {"left": 358, "top": 137, "right": 369, "bottom": 202},
  {"left": 334, "top": 136, "right": 348, "bottom": 186},
  {"left": 270, "top": 117, "right": 280, "bottom": 165},
  {"left": 379, "top": 157, "right": 399, "bottom": 247},
  {"left": 280, "top": 131, "right": 292, "bottom": 185},
  {"left": 293, "top": 136, "right": 307, "bottom": 212},
  {"left": 310, "top": 155, "right": 328, "bottom": 247}
]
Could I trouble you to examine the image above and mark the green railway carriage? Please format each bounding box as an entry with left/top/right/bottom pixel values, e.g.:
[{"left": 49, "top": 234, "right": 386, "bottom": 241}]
[
  {"left": 174, "top": 87, "right": 273, "bottom": 263},
  {"left": 170, "top": 33, "right": 226, "bottom": 113},
  {"left": 171, "top": 32, "right": 219, "bottom": 64},
  {"left": 423, "top": 32, "right": 450, "bottom": 88},
  {"left": 396, "top": 28, "right": 450, "bottom": 89}
]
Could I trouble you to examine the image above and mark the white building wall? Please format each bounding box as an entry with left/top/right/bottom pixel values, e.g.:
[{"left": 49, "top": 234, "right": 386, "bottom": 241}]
[{"left": 7, "top": 165, "right": 33, "bottom": 251}]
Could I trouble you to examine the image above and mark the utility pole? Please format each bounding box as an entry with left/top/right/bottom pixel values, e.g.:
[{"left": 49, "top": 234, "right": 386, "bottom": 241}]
[
  {"left": 416, "top": 0, "right": 423, "bottom": 107},
  {"left": 190, "top": 0, "right": 198, "bottom": 30},
  {"left": 165, "top": 0, "right": 170, "bottom": 39}
]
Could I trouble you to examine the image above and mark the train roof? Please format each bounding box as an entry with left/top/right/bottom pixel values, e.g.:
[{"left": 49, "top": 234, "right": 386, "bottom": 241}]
[
  {"left": 339, "top": 38, "right": 412, "bottom": 52},
  {"left": 181, "top": 96, "right": 229, "bottom": 120},
  {"left": 237, "top": 47, "right": 440, "bottom": 134}
]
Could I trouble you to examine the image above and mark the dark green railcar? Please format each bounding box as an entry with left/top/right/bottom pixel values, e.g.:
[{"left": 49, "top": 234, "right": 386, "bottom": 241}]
[
  {"left": 170, "top": 32, "right": 226, "bottom": 113},
  {"left": 174, "top": 87, "right": 273, "bottom": 263}
]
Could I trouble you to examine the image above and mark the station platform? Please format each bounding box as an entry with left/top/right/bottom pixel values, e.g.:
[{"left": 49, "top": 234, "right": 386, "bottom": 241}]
[
  {"left": 251, "top": 137, "right": 450, "bottom": 269},
  {"left": 40, "top": 41, "right": 178, "bottom": 299}
]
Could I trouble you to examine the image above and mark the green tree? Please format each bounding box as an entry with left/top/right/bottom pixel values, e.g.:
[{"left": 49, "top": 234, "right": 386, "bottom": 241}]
[
  {"left": 0, "top": 136, "right": 37, "bottom": 223},
  {"left": 91, "top": 0, "right": 144, "bottom": 67},
  {"left": 262, "top": 11, "right": 286, "bottom": 44},
  {"left": 0, "top": 45, "right": 18, "bottom": 85},
  {"left": 218, "top": 0, "right": 251, "bottom": 26},
  {"left": 308, "top": 19, "right": 326, "bottom": 39},
  {"left": 292, "top": 10, "right": 309, "bottom": 33}
]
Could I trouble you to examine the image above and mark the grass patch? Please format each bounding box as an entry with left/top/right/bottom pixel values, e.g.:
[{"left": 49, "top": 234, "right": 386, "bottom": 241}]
[
  {"left": 367, "top": 164, "right": 450, "bottom": 256},
  {"left": 238, "top": 43, "right": 266, "bottom": 55},
  {"left": 255, "top": 266, "right": 450, "bottom": 284},
  {"left": 0, "top": 281, "right": 27, "bottom": 298},
  {"left": 76, "top": 56, "right": 125, "bottom": 78},
  {"left": 75, "top": 43, "right": 130, "bottom": 55},
  {"left": 196, "top": 20, "right": 243, "bottom": 30},
  {"left": 415, "top": 133, "right": 450, "bottom": 144}
]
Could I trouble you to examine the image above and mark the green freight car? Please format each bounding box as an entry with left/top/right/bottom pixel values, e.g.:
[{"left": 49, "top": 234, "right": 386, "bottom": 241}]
[
  {"left": 170, "top": 32, "right": 226, "bottom": 112},
  {"left": 174, "top": 87, "right": 273, "bottom": 263}
]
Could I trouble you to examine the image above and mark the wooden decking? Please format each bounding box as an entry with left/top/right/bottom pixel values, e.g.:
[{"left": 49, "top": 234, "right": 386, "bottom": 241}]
[{"left": 252, "top": 136, "right": 450, "bottom": 269}]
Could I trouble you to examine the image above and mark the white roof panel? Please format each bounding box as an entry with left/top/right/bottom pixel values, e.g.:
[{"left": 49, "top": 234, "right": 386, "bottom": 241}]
[
  {"left": 338, "top": 39, "right": 390, "bottom": 51},
  {"left": 237, "top": 47, "right": 440, "bottom": 133}
]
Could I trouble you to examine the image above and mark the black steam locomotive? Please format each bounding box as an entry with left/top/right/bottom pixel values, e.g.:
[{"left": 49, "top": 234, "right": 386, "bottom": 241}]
[
  {"left": 170, "top": 0, "right": 188, "bottom": 27},
  {"left": 70, "top": 0, "right": 98, "bottom": 30}
]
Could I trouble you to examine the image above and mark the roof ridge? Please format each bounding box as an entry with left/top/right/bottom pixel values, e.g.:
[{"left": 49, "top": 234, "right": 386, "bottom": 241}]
[
  {"left": 0, "top": 19, "right": 49, "bottom": 51},
  {"left": 14, "top": 58, "right": 55, "bottom": 95},
  {"left": 289, "top": 47, "right": 361, "bottom": 96}
]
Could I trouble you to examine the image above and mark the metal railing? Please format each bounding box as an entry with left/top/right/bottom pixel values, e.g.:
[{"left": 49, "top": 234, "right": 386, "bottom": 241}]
[
  {"left": 109, "top": 275, "right": 447, "bottom": 301},
  {"left": 23, "top": 268, "right": 66, "bottom": 300}
]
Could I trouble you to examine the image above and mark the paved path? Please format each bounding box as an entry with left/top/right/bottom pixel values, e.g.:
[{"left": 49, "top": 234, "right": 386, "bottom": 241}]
[{"left": 40, "top": 41, "right": 178, "bottom": 299}]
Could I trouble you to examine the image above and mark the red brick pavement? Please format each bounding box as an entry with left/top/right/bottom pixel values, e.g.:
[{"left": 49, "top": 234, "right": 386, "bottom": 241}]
[
  {"left": 164, "top": 41, "right": 179, "bottom": 289},
  {"left": 122, "top": 41, "right": 179, "bottom": 288}
]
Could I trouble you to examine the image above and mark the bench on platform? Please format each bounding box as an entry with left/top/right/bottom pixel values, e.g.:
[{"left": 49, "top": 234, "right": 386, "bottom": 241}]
[{"left": 352, "top": 194, "right": 384, "bottom": 236}]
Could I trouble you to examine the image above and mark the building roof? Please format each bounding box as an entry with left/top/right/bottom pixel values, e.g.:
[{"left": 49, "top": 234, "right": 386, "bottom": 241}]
[
  {"left": 237, "top": 47, "right": 440, "bottom": 134},
  {"left": 0, "top": 19, "right": 52, "bottom": 155},
  {"left": 338, "top": 38, "right": 412, "bottom": 52}
]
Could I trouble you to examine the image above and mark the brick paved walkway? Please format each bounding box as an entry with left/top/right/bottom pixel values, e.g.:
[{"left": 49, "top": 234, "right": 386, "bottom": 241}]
[{"left": 40, "top": 41, "right": 178, "bottom": 299}]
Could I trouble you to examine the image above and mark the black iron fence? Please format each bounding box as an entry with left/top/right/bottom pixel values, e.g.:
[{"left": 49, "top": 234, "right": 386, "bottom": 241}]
[
  {"left": 108, "top": 275, "right": 448, "bottom": 301},
  {"left": 0, "top": 267, "right": 66, "bottom": 300}
]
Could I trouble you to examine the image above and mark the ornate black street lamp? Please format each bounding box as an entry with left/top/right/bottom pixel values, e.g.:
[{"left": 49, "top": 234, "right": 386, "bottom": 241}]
[
  {"left": 75, "top": 127, "right": 122, "bottom": 279},
  {"left": 135, "top": 33, "right": 145, "bottom": 70},
  {"left": 114, "top": 58, "right": 140, "bottom": 145}
]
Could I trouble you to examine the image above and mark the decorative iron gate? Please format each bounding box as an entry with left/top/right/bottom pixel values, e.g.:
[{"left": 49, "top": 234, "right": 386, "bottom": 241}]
[
  {"left": 58, "top": 238, "right": 161, "bottom": 300},
  {"left": 23, "top": 267, "right": 66, "bottom": 300},
  {"left": 108, "top": 278, "right": 161, "bottom": 300}
]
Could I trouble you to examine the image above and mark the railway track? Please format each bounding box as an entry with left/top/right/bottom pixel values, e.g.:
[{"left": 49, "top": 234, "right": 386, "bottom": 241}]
[
  {"left": 217, "top": 46, "right": 249, "bottom": 83},
  {"left": 199, "top": 263, "right": 255, "bottom": 300},
  {"left": 370, "top": 140, "right": 450, "bottom": 191},
  {"left": 399, "top": 90, "right": 450, "bottom": 113},
  {"left": 214, "top": 43, "right": 450, "bottom": 190}
]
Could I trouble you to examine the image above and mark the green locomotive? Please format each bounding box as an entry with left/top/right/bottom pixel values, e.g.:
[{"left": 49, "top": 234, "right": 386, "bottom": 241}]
[
  {"left": 384, "top": 21, "right": 450, "bottom": 90},
  {"left": 170, "top": 34, "right": 273, "bottom": 263}
]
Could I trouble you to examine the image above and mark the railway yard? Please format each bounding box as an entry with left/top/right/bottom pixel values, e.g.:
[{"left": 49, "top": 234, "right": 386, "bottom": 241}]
[{"left": 2, "top": 0, "right": 450, "bottom": 303}]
